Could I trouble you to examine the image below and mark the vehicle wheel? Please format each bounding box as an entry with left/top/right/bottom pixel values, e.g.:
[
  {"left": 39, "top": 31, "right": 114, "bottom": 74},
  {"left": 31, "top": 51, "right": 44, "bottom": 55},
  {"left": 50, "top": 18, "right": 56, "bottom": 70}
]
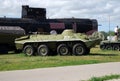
[
  {"left": 73, "top": 43, "right": 86, "bottom": 55},
  {"left": 37, "top": 45, "right": 49, "bottom": 56},
  {"left": 105, "top": 45, "right": 112, "bottom": 50},
  {"left": 23, "top": 45, "right": 34, "bottom": 56},
  {"left": 57, "top": 44, "right": 69, "bottom": 56},
  {"left": 112, "top": 45, "right": 119, "bottom": 51},
  {"left": 100, "top": 45, "right": 106, "bottom": 50}
]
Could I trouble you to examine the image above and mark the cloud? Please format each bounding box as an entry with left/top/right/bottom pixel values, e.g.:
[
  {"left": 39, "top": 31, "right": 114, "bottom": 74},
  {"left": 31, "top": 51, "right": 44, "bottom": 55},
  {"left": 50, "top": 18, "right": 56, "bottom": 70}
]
[{"left": 0, "top": 0, "right": 120, "bottom": 31}]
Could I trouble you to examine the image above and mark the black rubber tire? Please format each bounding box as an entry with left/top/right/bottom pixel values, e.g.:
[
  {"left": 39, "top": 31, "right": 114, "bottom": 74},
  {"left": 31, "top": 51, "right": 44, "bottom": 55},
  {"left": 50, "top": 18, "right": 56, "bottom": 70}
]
[
  {"left": 73, "top": 43, "right": 86, "bottom": 55},
  {"left": 37, "top": 45, "right": 49, "bottom": 56},
  {"left": 57, "top": 44, "right": 69, "bottom": 56},
  {"left": 105, "top": 45, "right": 112, "bottom": 50},
  {"left": 23, "top": 45, "right": 34, "bottom": 56},
  {"left": 112, "top": 45, "right": 119, "bottom": 51}
]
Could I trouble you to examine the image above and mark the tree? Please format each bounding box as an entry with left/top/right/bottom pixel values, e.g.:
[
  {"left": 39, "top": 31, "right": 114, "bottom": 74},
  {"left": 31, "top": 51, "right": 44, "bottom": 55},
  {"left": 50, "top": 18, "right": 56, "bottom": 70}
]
[
  {"left": 100, "top": 31, "right": 108, "bottom": 40},
  {"left": 108, "top": 31, "right": 114, "bottom": 36}
]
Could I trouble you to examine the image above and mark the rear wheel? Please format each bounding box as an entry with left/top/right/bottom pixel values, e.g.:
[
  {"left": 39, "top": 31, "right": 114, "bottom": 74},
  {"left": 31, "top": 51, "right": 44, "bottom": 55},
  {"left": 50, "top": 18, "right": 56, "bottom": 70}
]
[
  {"left": 73, "top": 43, "right": 86, "bottom": 55},
  {"left": 112, "top": 45, "right": 119, "bottom": 51},
  {"left": 57, "top": 44, "right": 69, "bottom": 56},
  {"left": 37, "top": 44, "right": 49, "bottom": 56},
  {"left": 23, "top": 45, "right": 34, "bottom": 56}
]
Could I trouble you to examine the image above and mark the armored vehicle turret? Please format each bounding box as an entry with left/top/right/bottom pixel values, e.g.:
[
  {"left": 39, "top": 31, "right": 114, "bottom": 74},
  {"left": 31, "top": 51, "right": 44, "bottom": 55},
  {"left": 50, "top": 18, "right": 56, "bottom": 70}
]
[{"left": 15, "top": 29, "right": 100, "bottom": 56}]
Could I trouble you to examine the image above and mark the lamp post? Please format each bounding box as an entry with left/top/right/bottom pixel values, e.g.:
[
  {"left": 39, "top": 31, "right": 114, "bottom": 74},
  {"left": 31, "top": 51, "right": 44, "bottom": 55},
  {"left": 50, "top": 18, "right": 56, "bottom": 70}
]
[{"left": 109, "top": 15, "right": 111, "bottom": 36}]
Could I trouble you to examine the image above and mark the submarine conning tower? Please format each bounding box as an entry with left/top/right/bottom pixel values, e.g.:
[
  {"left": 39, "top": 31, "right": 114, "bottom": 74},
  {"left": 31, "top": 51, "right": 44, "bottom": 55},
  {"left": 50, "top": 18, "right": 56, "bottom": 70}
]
[{"left": 22, "top": 5, "right": 46, "bottom": 19}]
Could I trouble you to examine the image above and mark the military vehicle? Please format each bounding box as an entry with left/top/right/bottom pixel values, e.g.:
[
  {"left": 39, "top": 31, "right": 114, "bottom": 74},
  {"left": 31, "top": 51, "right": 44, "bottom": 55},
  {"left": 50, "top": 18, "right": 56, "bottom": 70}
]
[
  {"left": 15, "top": 29, "right": 100, "bottom": 56},
  {"left": 100, "top": 29, "right": 120, "bottom": 51}
]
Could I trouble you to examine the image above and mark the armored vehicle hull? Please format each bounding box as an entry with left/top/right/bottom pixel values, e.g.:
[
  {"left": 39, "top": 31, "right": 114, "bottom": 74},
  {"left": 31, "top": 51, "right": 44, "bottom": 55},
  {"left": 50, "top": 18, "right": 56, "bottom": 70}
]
[
  {"left": 15, "top": 29, "right": 100, "bottom": 56},
  {"left": 100, "top": 38, "right": 120, "bottom": 51}
]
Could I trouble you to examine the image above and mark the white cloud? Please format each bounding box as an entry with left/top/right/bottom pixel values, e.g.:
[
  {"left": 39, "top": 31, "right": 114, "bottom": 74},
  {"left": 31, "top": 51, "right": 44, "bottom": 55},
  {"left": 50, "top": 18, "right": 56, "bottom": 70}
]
[{"left": 0, "top": 0, "right": 120, "bottom": 31}]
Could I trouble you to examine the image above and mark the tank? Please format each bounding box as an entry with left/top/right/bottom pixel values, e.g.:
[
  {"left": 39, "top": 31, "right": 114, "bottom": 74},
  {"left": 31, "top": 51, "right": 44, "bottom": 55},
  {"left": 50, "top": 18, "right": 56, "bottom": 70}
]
[
  {"left": 100, "top": 29, "right": 120, "bottom": 51},
  {"left": 15, "top": 29, "right": 100, "bottom": 56}
]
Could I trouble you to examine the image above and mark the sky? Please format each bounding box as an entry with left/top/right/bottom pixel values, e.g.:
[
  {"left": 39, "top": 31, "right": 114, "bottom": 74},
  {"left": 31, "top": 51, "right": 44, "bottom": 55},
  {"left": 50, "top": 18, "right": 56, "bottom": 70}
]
[{"left": 0, "top": 0, "right": 120, "bottom": 32}]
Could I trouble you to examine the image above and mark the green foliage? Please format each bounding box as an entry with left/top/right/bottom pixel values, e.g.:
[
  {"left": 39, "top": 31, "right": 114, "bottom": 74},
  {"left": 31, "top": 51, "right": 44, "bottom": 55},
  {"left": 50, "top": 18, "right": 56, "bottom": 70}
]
[
  {"left": 88, "top": 74, "right": 120, "bottom": 81},
  {"left": 108, "top": 31, "right": 115, "bottom": 36},
  {"left": 100, "top": 31, "right": 108, "bottom": 40},
  {"left": 100, "top": 31, "right": 115, "bottom": 39}
]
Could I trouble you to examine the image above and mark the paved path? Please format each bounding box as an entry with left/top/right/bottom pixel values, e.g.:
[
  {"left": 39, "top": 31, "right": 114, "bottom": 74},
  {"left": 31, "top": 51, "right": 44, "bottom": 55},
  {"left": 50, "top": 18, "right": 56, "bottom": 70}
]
[{"left": 0, "top": 62, "right": 120, "bottom": 81}]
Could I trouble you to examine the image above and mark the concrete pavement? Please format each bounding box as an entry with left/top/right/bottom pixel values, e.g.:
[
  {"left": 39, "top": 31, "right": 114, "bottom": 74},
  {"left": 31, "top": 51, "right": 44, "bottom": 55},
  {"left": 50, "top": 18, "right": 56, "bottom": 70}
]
[{"left": 0, "top": 62, "right": 120, "bottom": 81}]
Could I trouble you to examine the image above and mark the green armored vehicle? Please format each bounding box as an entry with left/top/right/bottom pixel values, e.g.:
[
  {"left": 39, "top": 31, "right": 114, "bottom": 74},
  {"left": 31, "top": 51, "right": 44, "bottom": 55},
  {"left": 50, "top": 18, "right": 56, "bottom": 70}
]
[
  {"left": 100, "top": 28, "right": 120, "bottom": 51},
  {"left": 100, "top": 36, "right": 120, "bottom": 50},
  {"left": 15, "top": 29, "right": 100, "bottom": 56}
]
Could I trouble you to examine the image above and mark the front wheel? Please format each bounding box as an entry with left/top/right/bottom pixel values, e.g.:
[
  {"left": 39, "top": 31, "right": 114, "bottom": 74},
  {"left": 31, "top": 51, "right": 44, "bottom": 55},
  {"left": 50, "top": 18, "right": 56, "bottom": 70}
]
[
  {"left": 23, "top": 45, "right": 34, "bottom": 56},
  {"left": 37, "top": 44, "right": 49, "bottom": 56},
  {"left": 73, "top": 43, "right": 86, "bottom": 55}
]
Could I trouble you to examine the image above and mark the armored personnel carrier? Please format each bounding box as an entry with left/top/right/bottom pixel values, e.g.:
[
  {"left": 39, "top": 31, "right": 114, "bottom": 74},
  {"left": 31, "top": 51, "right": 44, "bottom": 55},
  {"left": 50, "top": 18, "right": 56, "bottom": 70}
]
[
  {"left": 100, "top": 29, "right": 120, "bottom": 51},
  {"left": 15, "top": 29, "right": 100, "bottom": 56}
]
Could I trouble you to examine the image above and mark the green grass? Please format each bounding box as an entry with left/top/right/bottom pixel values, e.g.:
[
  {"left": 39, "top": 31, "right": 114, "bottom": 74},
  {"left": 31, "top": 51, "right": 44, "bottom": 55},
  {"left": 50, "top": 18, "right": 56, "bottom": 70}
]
[
  {"left": 87, "top": 74, "right": 120, "bottom": 81},
  {"left": 0, "top": 46, "right": 120, "bottom": 71}
]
